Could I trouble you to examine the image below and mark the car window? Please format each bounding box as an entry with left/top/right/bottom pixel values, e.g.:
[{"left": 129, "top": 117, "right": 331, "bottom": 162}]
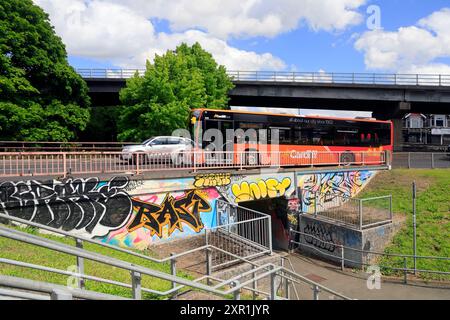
[
  {"left": 168, "top": 137, "right": 183, "bottom": 145},
  {"left": 151, "top": 138, "right": 168, "bottom": 145}
]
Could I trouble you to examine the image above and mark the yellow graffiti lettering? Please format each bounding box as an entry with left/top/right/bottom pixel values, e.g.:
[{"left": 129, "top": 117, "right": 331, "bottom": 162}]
[
  {"left": 231, "top": 181, "right": 251, "bottom": 202},
  {"left": 231, "top": 177, "right": 292, "bottom": 203},
  {"left": 194, "top": 173, "right": 231, "bottom": 188},
  {"left": 258, "top": 180, "right": 268, "bottom": 198}
]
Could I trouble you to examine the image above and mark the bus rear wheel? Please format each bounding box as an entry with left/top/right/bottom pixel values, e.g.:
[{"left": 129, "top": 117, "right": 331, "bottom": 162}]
[{"left": 340, "top": 152, "right": 355, "bottom": 166}]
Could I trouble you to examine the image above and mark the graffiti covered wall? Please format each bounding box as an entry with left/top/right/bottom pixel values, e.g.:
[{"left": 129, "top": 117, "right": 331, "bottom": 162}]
[
  {"left": 0, "top": 177, "right": 132, "bottom": 238},
  {"left": 102, "top": 188, "right": 221, "bottom": 249},
  {"left": 0, "top": 177, "right": 220, "bottom": 250},
  {"left": 298, "top": 214, "right": 363, "bottom": 266},
  {"left": 297, "top": 170, "right": 376, "bottom": 214},
  {"left": 0, "top": 169, "right": 377, "bottom": 250}
]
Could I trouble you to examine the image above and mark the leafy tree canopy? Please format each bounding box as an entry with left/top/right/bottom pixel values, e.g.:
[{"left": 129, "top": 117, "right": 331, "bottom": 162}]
[
  {"left": 0, "top": 0, "right": 90, "bottom": 141},
  {"left": 118, "top": 43, "right": 234, "bottom": 141}
]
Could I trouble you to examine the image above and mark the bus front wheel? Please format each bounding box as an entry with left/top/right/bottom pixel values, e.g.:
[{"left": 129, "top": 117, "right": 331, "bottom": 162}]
[{"left": 245, "top": 150, "right": 260, "bottom": 166}]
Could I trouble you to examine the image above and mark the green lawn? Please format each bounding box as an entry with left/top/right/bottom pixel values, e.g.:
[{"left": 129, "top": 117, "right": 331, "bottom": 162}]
[
  {"left": 0, "top": 225, "right": 193, "bottom": 299},
  {"left": 359, "top": 169, "right": 450, "bottom": 280}
]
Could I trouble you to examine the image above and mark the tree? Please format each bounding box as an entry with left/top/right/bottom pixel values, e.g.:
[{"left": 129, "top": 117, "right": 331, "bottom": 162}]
[
  {"left": 80, "top": 106, "right": 123, "bottom": 142},
  {"left": 118, "top": 43, "right": 234, "bottom": 141},
  {"left": 0, "top": 0, "right": 90, "bottom": 141}
]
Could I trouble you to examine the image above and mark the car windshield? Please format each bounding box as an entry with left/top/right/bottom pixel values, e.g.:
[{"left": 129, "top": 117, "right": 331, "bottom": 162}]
[{"left": 142, "top": 138, "right": 155, "bottom": 145}]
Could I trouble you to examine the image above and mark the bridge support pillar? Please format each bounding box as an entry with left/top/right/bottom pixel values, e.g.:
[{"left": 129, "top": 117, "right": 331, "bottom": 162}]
[
  {"left": 393, "top": 119, "right": 404, "bottom": 152},
  {"left": 398, "top": 101, "right": 411, "bottom": 112},
  {"left": 374, "top": 101, "right": 410, "bottom": 152}
]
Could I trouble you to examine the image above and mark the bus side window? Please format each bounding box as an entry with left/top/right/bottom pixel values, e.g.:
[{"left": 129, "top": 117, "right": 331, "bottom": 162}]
[{"left": 293, "top": 129, "right": 302, "bottom": 145}]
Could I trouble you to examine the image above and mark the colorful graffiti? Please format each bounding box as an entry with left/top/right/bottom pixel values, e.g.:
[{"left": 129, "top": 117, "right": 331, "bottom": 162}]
[
  {"left": 298, "top": 170, "right": 376, "bottom": 213},
  {"left": 231, "top": 177, "right": 292, "bottom": 203},
  {"left": 127, "top": 190, "right": 211, "bottom": 237},
  {"left": 121, "top": 172, "right": 296, "bottom": 205},
  {"left": 0, "top": 169, "right": 377, "bottom": 251},
  {"left": 0, "top": 177, "right": 132, "bottom": 237},
  {"left": 194, "top": 173, "right": 231, "bottom": 188},
  {"left": 101, "top": 188, "right": 220, "bottom": 249}
]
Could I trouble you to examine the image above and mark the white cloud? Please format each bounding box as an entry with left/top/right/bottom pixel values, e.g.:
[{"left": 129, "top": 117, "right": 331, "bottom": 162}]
[
  {"left": 34, "top": 0, "right": 368, "bottom": 70},
  {"left": 34, "top": 0, "right": 154, "bottom": 60},
  {"left": 149, "top": 30, "right": 286, "bottom": 71},
  {"left": 34, "top": 0, "right": 286, "bottom": 70},
  {"left": 355, "top": 8, "right": 450, "bottom": 74},
  {"left": 108, "top": 0, "right": 367, "bottom": 39}
]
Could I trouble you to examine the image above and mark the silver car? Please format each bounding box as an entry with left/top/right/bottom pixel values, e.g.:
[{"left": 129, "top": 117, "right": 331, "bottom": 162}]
[{"left": 121, "top": 136, "right": 194, "bottom": 164}]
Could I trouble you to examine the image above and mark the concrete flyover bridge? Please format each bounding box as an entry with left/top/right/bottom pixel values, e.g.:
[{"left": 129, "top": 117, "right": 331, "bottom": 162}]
[{"left": 78, "top": 68, "right": 450, "bottom": 115}]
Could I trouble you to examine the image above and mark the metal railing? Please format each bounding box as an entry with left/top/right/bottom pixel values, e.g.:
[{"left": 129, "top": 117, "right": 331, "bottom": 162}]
[
  {"left": 393, "top": 152, "right": 450, "bottom": 169},
  {"left": 0, "top": 212, "right": 351, "bottom": 300},
  {"left": 0, "top": 141, "right": 139, "bottom": 152},
  {"left": 0, "top": 275, "right": 131, "bottom": 300},
  {"left": 290, "top": 229, "right": 450, "bottom": 282},
  {"left": 76, "top": 69, "right": 450, "bottom": 87},
  {"left": 299, "top": 190, "right": 393, "bottom": 230},
  {"left": 0, "top": 150, "right": 389, "bottom": 178},
  {"left": 77, "top": 68, "right": 146, "bottom": 79},
  {"left": 207, "top": 200, "right": 272, "bottom": 270}
]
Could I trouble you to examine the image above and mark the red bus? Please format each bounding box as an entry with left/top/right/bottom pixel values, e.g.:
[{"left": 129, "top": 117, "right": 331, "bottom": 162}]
[{"left": 190, "top": 108, "right": 393, "bottom": 167}]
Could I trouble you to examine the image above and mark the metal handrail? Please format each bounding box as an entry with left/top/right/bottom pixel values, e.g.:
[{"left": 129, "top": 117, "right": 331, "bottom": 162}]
[
  {"left": 281, "top": 257, "right": 300, "bottom": 299},
  {"left": 290, "top": 229, "right": 450, "bottom": 278},
  {"left": 0, "top": 275, "right": 131, "bottom": 300},
  {"left": 76, "top": 69, "right": 450, "bottom": 87},
  {"left": 0, "top": 226, "right": 228, "bottom": 297},
  {"left": 0, "top": 141, "right": 140, "bottom": 152},
  {"left": 0, "top": 212, "right": 268, "bottom": 264},
  {"left": 0, "top": 208, "right": 353, "bottom": 300},
  {"left": 0, "top": 149, "right": 390, "bottom": 178},
  {"left": 299, "top": 189, "right": 393, "bottom": 230},
  {"left": 0, "top": 224, "right": 352, "bottom": 300},
  {"left": 0, "top": 204, "right": 271, "bottom": 296}
]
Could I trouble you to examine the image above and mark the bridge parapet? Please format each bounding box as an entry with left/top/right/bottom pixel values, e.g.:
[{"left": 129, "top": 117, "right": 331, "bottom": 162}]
[
  {"left": 77, "top": 69, "right": 450, "bottom": 87},
  {"left": 0, "top": 150, "right": 389, "bottom": 179}
]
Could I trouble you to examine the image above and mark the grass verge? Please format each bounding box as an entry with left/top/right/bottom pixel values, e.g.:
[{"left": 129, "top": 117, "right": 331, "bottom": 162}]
[
  {"left": 359, "top": 169, "right": 450, "bottom": 281},
  {"left": 0, "top": 225, "right": 193, "bottom": 299}
]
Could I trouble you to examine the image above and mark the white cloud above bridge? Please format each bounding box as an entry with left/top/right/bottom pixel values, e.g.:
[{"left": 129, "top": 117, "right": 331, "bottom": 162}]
[
  {"left": 355, "top": 8, "right": 450, "bottom": 74},
  {"left": 33, "top": 0, "right": 367, "bottom": 70}
]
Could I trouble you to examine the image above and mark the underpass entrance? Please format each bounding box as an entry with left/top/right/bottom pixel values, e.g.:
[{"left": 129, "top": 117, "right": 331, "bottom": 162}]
[{"left": 239, "top": 197, "right": 290, "bottom": 251}]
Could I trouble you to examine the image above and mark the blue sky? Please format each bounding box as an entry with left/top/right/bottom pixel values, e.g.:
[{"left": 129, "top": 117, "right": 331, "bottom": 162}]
[{"left": 228, "top": 0, "right": 450, "bottom": 72}]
